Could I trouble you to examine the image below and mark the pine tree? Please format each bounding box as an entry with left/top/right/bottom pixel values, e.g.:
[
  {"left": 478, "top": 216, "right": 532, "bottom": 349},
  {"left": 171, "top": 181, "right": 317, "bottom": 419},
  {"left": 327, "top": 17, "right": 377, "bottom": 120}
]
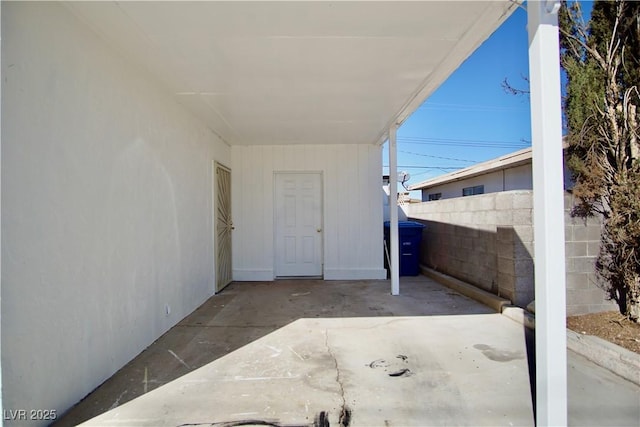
[{"left": 560, "top": 0, "right": 640, "bottom": 321}]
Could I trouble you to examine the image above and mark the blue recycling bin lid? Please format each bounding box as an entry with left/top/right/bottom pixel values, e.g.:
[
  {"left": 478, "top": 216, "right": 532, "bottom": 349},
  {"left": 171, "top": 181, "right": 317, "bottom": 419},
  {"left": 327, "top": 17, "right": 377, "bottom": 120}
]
[{"left": 384, "top": 221, "right": 425, "bottom": 229}]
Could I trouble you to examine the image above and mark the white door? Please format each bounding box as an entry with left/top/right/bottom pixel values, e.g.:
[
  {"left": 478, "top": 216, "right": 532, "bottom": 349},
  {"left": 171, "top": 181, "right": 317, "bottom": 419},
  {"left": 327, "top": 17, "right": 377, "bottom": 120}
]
[
  {"left": 274, "top": 172, "right": 323, "bottom": 277},
  {"left": 215, "top": 162, "right": 233, "bottom": 292}
]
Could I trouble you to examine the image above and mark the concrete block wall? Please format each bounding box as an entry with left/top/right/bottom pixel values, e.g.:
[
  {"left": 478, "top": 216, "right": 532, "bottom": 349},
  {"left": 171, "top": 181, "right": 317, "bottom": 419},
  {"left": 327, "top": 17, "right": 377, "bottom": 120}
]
[
  {"left": 406, "top": 191, "right": 533, "bottom": 307},
  {"left": 563, "top": 193, "right": 616, "bottom": 315},
  {"left": 406, "top": 190, "right": 614, "bottom": 314},
  {"left": 494, "top": 191, "right": 535, "bottom": 307}
]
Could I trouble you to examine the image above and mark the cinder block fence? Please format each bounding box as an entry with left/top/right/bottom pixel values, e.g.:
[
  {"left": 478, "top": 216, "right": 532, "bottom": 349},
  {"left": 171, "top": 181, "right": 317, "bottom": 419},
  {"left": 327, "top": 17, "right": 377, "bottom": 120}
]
[{"left": 405, "top": 190, "right": 615, "bottom": 315}]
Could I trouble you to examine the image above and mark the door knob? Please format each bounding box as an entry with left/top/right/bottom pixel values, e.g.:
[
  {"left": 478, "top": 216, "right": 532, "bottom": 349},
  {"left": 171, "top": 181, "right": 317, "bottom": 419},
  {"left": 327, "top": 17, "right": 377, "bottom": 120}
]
[{"left": 317, "top": 228, "right": 322, "bottom": 233}]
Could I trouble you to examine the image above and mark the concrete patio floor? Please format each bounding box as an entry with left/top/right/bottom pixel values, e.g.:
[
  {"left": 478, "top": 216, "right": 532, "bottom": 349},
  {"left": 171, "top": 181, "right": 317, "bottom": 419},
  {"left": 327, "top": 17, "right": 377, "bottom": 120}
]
[{"left": 53, "top": 276, "right": 640, "bottom": 426}]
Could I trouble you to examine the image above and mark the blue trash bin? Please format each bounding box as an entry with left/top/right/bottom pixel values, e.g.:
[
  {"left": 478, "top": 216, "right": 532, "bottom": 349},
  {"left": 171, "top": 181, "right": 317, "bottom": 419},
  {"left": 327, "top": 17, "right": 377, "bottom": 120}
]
[{"left": 384, "top": 221, "right": 426, "bottom": 276}]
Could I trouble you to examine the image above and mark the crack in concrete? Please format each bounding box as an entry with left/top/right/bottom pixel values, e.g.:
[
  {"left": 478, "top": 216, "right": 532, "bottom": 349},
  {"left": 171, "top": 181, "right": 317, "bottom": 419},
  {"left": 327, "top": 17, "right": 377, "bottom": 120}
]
[
  {"left": 108, "top": 389, "right": 128, "bottom": 410},
  {"left": 324, "top": 330, "right": 351, "bottom": 427},
  {"left": 339, "top": 293, "right": 348, "bottom": 317}
]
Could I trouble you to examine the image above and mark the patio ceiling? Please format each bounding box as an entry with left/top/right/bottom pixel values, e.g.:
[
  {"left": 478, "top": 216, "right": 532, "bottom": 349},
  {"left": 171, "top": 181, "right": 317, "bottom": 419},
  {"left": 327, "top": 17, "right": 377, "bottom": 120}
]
[{"left": 65, "top": 1, "right": 516, "bottom": 146}]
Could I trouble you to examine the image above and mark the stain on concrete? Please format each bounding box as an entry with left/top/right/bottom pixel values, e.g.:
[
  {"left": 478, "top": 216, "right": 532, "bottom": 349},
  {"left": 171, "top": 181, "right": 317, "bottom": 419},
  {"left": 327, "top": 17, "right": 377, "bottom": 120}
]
[
  {"left": 368, "top": 359, "right": 390, "bottom": 369},
  {"left": 473, "top": 344, "right": 524, "bottom": 362},
  {"left": 388, "top": 368, "right": 412, "bottom": 377},
  {"left": 338, "top": 407, "right": 352, "bottom": 427},
  {"left": 175, "top": 409, "right": 348, "bottom": 427},
  {"left": 314, "top": 411, "right": 330, "bottom": 427},
  {"left": 368, "top": 355, "right": 413, "bottom": 377},
  {"left": 177, "top": 419, "right": 288, "bottom": 426}
]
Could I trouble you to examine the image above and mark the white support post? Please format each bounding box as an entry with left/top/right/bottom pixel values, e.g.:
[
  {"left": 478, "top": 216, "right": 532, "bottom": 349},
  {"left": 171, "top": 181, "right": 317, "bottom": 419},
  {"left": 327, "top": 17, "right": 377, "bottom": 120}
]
[
  {"left": 0, "top": 1, "right": 4, "bottom": 416},
  {"left": 388, "top": 124, "right": 400, "bottom": 296},
  {"left": 0, "top": 1, "right": 3, "bottom": 416},
  {"left": 528, "top": 1, "right": 567, "bottom": 426}
]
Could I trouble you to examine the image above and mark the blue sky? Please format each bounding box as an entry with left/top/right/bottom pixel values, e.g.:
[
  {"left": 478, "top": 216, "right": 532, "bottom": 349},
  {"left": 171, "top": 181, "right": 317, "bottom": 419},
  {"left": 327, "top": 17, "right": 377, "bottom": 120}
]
[
  {"left": 386, "top": 1, "right": 596, "bottom": 198},
  {"left": 383, "top": 5, "right": 533, "bottom": 197}
]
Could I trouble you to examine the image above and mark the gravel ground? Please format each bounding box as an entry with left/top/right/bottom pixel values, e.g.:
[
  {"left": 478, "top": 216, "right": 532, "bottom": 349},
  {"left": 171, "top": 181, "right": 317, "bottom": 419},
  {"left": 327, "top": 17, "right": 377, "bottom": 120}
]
[{"left": 567, "top": 311, "right": 640, "bottom": 354}]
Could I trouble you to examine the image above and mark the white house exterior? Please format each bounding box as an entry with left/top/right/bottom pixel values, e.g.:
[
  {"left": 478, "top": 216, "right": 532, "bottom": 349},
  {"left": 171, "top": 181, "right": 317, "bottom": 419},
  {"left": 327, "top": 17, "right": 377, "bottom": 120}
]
[
  {"left": 410, "top": 147, "right": 534, "bottom": 200},
  {"left": 410, "top": 145, "right": 575, "bottom": 202},
  {"left": 232, "top": 144, "right": 385, "bottom": 281},
  {"left": 1, "top": 1, "right": 568, "bottom": 424}
]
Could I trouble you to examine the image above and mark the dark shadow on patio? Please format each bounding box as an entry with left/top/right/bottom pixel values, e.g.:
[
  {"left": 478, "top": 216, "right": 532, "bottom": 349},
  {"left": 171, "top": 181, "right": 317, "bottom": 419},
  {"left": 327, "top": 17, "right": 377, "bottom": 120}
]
[{"left": 53, "top": 276, "right": 500, "bottom": 426}]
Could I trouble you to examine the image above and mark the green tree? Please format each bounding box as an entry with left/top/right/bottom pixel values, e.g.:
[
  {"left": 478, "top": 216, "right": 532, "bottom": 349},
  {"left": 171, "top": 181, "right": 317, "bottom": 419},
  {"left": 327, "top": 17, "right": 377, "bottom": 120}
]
[{"left": 560, "top": 0, "right": 640, "bottom": 321}]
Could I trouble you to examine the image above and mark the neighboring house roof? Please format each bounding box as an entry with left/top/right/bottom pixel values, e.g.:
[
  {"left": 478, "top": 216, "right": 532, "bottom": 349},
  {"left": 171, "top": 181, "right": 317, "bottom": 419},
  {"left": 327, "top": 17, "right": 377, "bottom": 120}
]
[{"left": 409, "top": 147, "right": 532, "bottom": 191}]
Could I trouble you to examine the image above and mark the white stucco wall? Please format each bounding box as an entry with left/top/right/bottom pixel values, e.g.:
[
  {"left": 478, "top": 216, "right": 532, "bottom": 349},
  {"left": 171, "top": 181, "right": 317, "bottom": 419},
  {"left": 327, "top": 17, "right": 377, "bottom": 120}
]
[
  {"left": 382, "top": 185, "right": 408, "bottom": 222},
  {"left": 2, "top": 2, "right": 229, "bottom": 422},
  {"left": 232, "top": 144, "right": 386, "bottom": 281},
  {"left": 421, "top": 164, "right": 533, "bottom": 200}
]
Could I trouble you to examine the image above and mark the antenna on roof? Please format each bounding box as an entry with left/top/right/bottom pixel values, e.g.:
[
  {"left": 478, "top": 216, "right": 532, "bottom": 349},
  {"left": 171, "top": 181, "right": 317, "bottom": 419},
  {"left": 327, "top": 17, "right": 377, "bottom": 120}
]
[{"left": 398, "top": 171, "right": 411, "bottom": 190}]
